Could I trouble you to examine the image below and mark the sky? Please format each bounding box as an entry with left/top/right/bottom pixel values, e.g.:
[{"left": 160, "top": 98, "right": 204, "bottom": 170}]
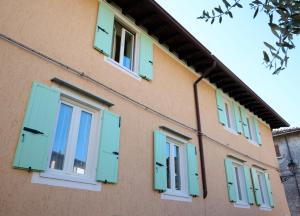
[{"left": 155, "top": 0, "right": 300, "bottom": 128}]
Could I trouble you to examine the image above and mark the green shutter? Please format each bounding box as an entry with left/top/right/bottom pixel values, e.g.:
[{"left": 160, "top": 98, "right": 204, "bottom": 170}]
[
  {"left": 250, "top": 168, "right": 262, "bottom": 206},
  {"left": 241, "top": 107, "right": 250, "bottom": 139},
  {"left": 253, "top": 117, "right": 262, "bottom": 145},
  {"left": 96, "top": 110, "right": 120, "bottom": 183},
  {"left": 216, "top": 89, "right": 226, "bottom": 125},
  {"left": 139, "top": 33, "right": 153, "bottom": 81},
  {"left": 13, "top": 82, "right": 60, "bottom": 171},
  {"left": 186, "top": 144, "right": 200, "bottom": 196},
  {"left": 94, "top": 1, "right": 114, "bottom": 56},
  {"left": 243, "top": 166, "right": 255, "bottom": 205},
  {"left": 264, "top": 173, "right": 274, "bottom": 207},
  {"left": 224, "top": 158, "right": 237, "bottom": 202},
  {"left": 153, "top": 131, "right": 167, "bottom": 191},
  {"left": 233, "top": 102, "right": 243, "bottom": 134}
]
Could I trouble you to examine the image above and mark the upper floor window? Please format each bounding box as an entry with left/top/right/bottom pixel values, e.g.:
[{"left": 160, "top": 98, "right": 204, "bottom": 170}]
[
  {"left": 216, "top": 89, "right": 262, "bottom": 145},
  {"left": 112, "top": 21, "right": 136, "bottom": 71},
  {"left": 94, "top": 1, "right": 153, "bottom": 80},
  {"left": 274, "top": 144, "right": 281, "bottom": 157},
  {"left": 223, "top": 96, "right": 236, "bottom": 131}
]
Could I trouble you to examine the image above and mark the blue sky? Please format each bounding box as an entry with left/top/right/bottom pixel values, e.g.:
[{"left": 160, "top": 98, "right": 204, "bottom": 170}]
[{"left": 155, "top": 0, "right": 300, "bottom": 128}]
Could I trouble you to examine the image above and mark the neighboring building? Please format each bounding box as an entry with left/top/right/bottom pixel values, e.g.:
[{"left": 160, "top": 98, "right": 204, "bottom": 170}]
[
  {"left": 273, "top": 128, "right": 300, "bottom": 216},
  {"left": 0, "top": 0, "right": 291, "bottom": 215}
]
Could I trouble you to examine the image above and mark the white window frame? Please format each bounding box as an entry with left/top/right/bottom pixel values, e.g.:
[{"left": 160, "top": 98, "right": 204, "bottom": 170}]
[
  {"left": 161, "top": 133, "right": 191, "bottom": 202},
  {"left": 232, "top": 161, "right": 250, "bottom": 208},
  {"left": 245, "top": 112, "right": 259, "bottom": 145},
  {"left": 256, "top": 170, "right": 272, "bottom": 210},
  {"left": 32, "top": 90, "right": 104, "bottom": 191},
  {"left": 222, "top": 94, "right": 237, "bottom": 134},
  {"left": 106, "top": 13, "right": 140, "bottom": 79}
]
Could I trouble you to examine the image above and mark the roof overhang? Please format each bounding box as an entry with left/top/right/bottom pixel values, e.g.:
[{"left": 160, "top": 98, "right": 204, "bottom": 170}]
[{"left": 107, "top": 0, "right": 289, "bottom": 129}]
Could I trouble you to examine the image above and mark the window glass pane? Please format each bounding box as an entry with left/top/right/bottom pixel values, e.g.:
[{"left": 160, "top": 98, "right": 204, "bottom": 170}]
[
  {"left": 225, "top": 103, "right": 231, "bottom": 128},
  {"left": 123, "top": 31, "right": 134, "bottom": 70},
  {"left": 49, "top": 103, "right": 73, "bottom": 170},
  {"left": 166, "top": 143, "right": 171, "bottom": 189},
  {"left": 234, "top": 166, "right": 242, "bottom": 201},
  {"left": 246, "top": 118, "right": 253, "bottom": 140},
  {"left": 112, "top": 21, "right": 122, "bottom": 62},
  {"left": 73, "top": 111, "right": 92, "bottom": 175},
  {"left": 174, "top": 145, "right": 181, "bottom": 190}
]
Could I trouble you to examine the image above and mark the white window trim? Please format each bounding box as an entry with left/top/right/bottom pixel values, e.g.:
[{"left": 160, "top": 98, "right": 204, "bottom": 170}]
[
  {"left": 256, "top": 170, "right": 272, "bottom": 209},
  {"left": 31, "top": 90, "right": 103, "bottom": 191},
  {"left": 232, "top": 161, "right": 249, "bottom": 207},
  {"left": 234, "top": 202, "right": 250, "bottom": 209},
  {"left": 245, "top": 111, "right": 260, "bottom": 146},
  {"left": 103, "top": 4, "right": 141, "bottom": 80},
  {"left": 104, "top": 56, "right": 141, "bottom": 81},
  {"left": 160, "top": 133, "right": 192, "bottom": 202},
  {"left": 260, "top": 205, "right": 272, "bottom": 211},
  {"left": 223, "top": 125, "right": 238, "bottom": 136}
]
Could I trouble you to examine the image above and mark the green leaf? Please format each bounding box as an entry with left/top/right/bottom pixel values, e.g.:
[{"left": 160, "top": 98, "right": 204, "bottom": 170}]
[
  {"left": 228, "top": 11, "right": 233, "bottom": 18},
  {"left": 211, "top": 18, "right": 215, "bottom": 24},
  {"left": 263, "top": 51, "right": 270, "bottom": 63},
  {"left": 236, "top": 3, "right": 243, "bottom": 8},
  {"left": 222, "top": 0, "right": 231, "bottom": 8},
  {"left": 272, "top": 67, "right": 282, "bottom": 75},
  {"left": 263, "top": 42, "right": 276, "bottom": 51},
  {"left": 269, "top": 23, "right": 280, "bottom": 38},
  {"left": 253, "top": 7, "right": 259, "bottom": 18},
  {"left": 219, "top": 16, "right": 222, "bottom": 23},
  {"left": 215, "top": 6, "right": 223, "bottom": 13}
]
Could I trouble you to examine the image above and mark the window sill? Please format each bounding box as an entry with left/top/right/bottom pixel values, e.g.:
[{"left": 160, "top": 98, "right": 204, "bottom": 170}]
[
  {"left": 223, "top": 126, "right": 238, "bottom": 135},
  {"left": 248, "top": 139, "right": 260, "bottom": 147},
  {"left": 104, "top": 57, "right": 141, "bottom": 81},
  {"left": 260, "top": 205, "right": 272, "bottom": 211},
  {"left": 31, "top": 172, "right": 101, "bottom": 191},
  {"left": 161, "top": 191, "right": 192, "bottom": 202},
  {"left": 234, "top": 202, "right": 250, "bottom": 209}
]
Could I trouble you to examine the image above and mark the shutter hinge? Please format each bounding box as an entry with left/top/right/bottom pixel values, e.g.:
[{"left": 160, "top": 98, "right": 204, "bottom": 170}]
[
  {"left": 119, "top": 117, "right": 121, "bottom": 128},
  {"left": 97, "top": 26, "right": 109, "bottom": 34}
]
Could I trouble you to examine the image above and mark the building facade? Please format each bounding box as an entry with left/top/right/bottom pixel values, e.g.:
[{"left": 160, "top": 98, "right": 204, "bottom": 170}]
[
  {"left": 273, "top": 128, "right": 300, "bottom": 216},
  {"left": 0, "top": 0, "right": 291, "bottom": 215}
]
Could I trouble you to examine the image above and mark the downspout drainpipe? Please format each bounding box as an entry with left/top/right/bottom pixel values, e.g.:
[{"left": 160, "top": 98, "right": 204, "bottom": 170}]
[{"left": 193, "top": 60, "right": 217, "bottom": 199}]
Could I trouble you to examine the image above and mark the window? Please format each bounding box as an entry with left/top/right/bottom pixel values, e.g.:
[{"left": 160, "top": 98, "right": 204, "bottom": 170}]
[
  {"left": 275, "top": 144, "right": 281, "bottom": 157},
  {"left": 232, "top": 162, "right": 248, "bottom": 205},
  {"left": 165, "top": 139, "right": 187, "bottom": 195},
  {"left": 111, "top": 20, "right": 136, "bottom": 71},
  {"left": 45, "top": 98, "right": 99, "bottom": 182},
  {"left": 247, "top": 114, "right": 258, "bottom": 144},
  {"left": 223, "top": 97, "right": 236, "bottom": 131},
  {"left": 257, "top": 171, "right": 271, "bottom": 208}
]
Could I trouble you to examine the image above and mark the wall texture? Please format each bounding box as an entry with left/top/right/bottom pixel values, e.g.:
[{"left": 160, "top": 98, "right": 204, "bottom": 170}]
[
  {"left": 273, "top": 131, "right": 300, "bottom": 216},
  {"left": 0, "top": 0, "right": 290, "bottom": 215}
]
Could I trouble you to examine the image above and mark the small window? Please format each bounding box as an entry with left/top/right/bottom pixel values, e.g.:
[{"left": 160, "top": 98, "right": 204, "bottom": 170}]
[
  {"left": 275, "top": 144, "right": 281, "bottom": 157},
  {"left": 164, "top": 138, "right": 188, "bottom": 197},
  {"left": 232, "top": 162, "right": 248, "bottom": 205},
  {"left": 112, "top": 20, "right": 136, "bottom": 71},
  {"left": 257, "top": 171, "right": 271, "bottom": 207},
  {"left": 223, "top": 97, "right": 236, "bottom": 131},
  {"left": 247, "top": 115, "right": 258, "bottom": 143}
]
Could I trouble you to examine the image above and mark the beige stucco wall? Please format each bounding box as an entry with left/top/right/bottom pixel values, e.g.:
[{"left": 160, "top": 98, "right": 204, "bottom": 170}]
[{"left": 0, "top": 0, "right": 290, "bottom": 215}]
